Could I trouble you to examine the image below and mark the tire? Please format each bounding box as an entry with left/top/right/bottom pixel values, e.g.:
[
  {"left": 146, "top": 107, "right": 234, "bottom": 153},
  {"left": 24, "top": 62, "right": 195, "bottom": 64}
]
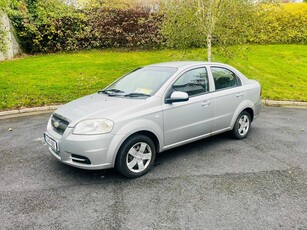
[
  {"left": 115, "top": 134, "right": 156, "bottom": 178},
  {"left": 232, "top": 111, "right": 251, "bottom": 139}
]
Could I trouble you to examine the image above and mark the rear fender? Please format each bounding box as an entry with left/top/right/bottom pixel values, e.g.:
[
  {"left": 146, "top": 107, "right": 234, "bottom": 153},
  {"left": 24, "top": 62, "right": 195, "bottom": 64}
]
[{"left": 230, "top": 100, "right": 255, "bottom": 129}]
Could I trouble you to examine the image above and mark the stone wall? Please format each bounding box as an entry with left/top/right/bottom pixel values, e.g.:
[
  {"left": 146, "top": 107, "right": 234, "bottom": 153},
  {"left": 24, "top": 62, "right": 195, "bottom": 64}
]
[{"left": 0, "top": 13, "right": 20, "bottom": 61}]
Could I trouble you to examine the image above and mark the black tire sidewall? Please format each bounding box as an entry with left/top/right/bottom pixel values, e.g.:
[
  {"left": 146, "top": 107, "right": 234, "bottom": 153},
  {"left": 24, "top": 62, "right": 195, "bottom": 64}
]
[{"left": 115, "top": 134, "right": 156, "bottom": 178}]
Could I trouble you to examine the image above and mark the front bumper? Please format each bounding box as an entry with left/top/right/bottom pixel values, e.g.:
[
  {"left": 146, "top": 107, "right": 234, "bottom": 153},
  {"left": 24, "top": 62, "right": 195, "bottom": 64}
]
[{"left": 44, "top": 127, "right": 119, "bottom": 170}]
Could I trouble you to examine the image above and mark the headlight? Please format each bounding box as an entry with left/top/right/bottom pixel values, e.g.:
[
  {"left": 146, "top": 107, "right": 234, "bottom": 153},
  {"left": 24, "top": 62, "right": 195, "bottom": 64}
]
[{"left": 73, "top": 119, "right": 114, "bottom": 135}]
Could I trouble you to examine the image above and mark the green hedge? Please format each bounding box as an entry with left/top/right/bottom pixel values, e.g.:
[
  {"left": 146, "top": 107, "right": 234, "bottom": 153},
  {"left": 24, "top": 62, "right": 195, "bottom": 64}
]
[
  {"left": 87, "top": 7, "right": 162, "bottom": 49},
  {"left": 10, "top": 0, "right": 87, "bottom": 53},
  {"left": 248, "top": 3, "right": 307, "bottom": 44},
  {"left": 8, "top": 1, "right": 307, "bottom": 54},
  {"left": 10, "top": 0, "right": 162, "bottom": 53}
]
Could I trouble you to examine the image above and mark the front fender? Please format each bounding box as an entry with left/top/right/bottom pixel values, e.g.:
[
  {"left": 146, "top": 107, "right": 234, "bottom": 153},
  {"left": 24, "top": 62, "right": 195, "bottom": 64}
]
[{"left": 106, "top": 118, "right": 164, "bottom": 167}]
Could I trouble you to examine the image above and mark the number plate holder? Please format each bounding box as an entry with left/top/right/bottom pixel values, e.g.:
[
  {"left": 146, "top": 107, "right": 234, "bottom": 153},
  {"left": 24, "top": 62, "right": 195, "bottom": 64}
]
[{"left": 44, "top": 133, "right": 59, "bottom": 152}]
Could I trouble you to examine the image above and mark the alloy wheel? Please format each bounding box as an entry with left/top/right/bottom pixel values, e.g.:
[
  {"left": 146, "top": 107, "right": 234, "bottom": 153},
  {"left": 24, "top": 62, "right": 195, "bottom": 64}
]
[
  {"left": 126, "top": 142, "right": 152, "bottom": 173},
  {"left": 238, "top": 115, "right": 250, "bottom": 136}
]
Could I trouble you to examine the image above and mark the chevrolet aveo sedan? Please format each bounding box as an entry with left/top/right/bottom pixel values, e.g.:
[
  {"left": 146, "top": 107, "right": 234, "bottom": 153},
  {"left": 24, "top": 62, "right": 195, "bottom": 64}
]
[{"left": 44, "top": 61, "right": 261, "bottom": 178}]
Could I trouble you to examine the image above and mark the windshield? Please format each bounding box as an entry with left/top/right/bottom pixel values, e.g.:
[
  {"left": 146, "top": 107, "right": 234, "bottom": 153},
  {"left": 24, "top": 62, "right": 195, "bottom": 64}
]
[{"left": 102, "top": 66, "right": 177, "bottom": 97}]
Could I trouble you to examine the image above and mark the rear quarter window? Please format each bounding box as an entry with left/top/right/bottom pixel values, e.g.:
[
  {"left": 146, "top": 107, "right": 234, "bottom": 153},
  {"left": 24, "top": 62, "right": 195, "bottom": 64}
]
[{"left": 211, "top": 67, "right": 241, "bottom": 90}]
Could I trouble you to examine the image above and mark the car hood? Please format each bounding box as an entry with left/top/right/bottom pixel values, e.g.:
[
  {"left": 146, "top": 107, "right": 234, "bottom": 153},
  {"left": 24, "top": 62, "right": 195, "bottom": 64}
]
[{"left": 54, "top": 93, "right": 152, "bottom": 127}]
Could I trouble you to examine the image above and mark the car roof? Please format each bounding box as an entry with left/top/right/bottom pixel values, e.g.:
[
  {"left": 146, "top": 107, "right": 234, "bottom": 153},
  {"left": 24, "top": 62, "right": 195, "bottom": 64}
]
[
  {"left": 147, "top": 61, "right": 229, "bottom": 70},
  {"left": 147, "top": 61, "right": 249, "bottom": 82}
]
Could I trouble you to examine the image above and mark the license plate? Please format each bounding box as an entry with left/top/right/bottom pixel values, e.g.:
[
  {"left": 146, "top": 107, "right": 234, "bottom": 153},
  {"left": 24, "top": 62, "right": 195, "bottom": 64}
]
[{"left": 44, "top": 134, "right": 59, "bottom": 152}]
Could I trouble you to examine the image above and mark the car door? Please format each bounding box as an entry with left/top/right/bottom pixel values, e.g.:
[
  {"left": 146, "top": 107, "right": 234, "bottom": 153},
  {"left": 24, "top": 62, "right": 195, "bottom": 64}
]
[
  {"left": 162, "top": 67, "right": 215, "bottom": 147},
  {"left": 209, "top": 66, "right": 245, "bottom": 132}
]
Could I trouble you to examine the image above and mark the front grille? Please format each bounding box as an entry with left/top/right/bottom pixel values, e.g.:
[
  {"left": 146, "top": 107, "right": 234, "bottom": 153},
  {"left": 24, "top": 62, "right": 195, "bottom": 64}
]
[
  {"left": 51, "top": 114, "right": 70, "bottom": 134},
  {"left": 71, "top": 154, "right": 91, "bottom": 164}
]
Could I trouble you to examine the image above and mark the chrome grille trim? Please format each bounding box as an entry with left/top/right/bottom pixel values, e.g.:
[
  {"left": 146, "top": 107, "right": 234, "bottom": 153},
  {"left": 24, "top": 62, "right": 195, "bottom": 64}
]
[{"left": 51, "top": 114, "right": 70, "bottom": 134}]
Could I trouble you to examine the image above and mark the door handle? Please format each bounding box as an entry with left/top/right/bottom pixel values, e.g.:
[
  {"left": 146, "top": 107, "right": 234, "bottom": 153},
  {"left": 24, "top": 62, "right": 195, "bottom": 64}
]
[
  {"left": 201, "top": 101, "right": 211, "bottom": 107},
  {"left": 236, "top": 93, "right": 243, "bottom": 98}
]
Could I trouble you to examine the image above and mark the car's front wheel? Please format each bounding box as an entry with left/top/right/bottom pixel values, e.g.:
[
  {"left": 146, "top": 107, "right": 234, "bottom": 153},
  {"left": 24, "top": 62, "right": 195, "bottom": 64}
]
[
  {"left": 116, "top": 134, "right": 156, "bottom": 178},
  {"left": 232, "top": 111, "right": 251, "bottom": 139}
]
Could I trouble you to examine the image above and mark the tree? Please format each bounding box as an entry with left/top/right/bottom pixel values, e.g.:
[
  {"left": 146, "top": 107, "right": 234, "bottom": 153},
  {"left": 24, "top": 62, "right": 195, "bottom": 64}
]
[{"left": 161, "top": 0, "right": 275, "bottom": 61}]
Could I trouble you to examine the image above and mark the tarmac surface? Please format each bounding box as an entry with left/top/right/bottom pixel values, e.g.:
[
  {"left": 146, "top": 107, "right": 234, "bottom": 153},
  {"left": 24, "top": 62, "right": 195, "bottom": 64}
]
[{"left": 0, "top": 107, "right": 306, "bottom": 229}]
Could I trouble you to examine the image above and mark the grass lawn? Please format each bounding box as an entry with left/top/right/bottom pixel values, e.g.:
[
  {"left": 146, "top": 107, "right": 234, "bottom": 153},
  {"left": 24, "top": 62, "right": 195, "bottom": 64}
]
[{"left": 0, "top": 44, "right": 306, "bottom": 111}]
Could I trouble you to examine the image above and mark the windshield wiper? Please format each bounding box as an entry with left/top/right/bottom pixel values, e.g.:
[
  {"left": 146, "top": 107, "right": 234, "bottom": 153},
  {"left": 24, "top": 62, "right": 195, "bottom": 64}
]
[
  {"left": 98, "top": 89, "right": 125, "bottom": 95},
  {"left": 124, "top": 93, "right": 151, "bottom": 97}
]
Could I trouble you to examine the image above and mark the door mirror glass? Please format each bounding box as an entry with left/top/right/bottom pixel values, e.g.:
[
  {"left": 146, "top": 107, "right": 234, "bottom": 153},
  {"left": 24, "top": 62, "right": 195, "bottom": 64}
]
[{"left": 166, "top": 91, "right": 189, "bottom": 104}]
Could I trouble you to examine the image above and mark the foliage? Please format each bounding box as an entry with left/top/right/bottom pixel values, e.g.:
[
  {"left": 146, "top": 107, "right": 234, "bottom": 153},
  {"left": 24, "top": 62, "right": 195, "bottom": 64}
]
[
  {"left": 6, "top": 0, "right": 307, "bottom": 55},
  {"left": 160, "top": 1, "right": 204, "bottom": 49},
  {"left": 248, "top": 3, "right": 307, "bottom": 44},
  {"left": 161, "top": 0, "right": 264, "bottom": 61},
  {"left": 0, "top": 19, "right": 6, "bottom": 53},
  {"left": 83, "top": 0, "right": 158, "bottom": 9},
  {"left": 0, "top": 45, "right": 306, "bottom": 110},
  {"left": 9, "top": 0, "right": 162, "bottom": 53},
  {"left": 87, "top": 7, "right": 162, "bottom": 49},
  {"left": 0, "top": 0, "right": 11, "bottom": 53},
  {"left": 9, "top": 0, "right": 89, "bottom": 53}
]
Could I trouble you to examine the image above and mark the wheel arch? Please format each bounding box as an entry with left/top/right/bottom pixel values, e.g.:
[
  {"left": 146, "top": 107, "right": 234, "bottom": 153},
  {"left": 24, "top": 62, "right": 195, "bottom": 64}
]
[
  {"left": 120, "top": 130, "right": 160, "bottom": 154},
  {"left": 107, "top": 119, "right": 163, "bottom": 168},
  {"left": 230, "top": 100, "right": 255, "bottom": 129},
  {"left": 243, "top": 107, "right": 254, "bottom": 122},
  {"left": 113, "top": 130, "right": 160, "bottom": 171}
]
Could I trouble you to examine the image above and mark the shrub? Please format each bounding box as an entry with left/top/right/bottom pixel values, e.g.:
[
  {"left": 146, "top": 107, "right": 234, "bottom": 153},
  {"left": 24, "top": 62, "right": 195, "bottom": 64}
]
[
  {"left": 10, "top": 0, "right": 90, "bottom": 53},
  {"left": 87, "top": 7, "right": 162, "bottom": 49},
  {"left": 8, "top": 1, "right": 307, "bottom": 54},
  {"left": 9, "top": 0, "right": 162, "bottom": 53},
  {"left": 248, "top": 3, "right": 307, "bottom": 44}
]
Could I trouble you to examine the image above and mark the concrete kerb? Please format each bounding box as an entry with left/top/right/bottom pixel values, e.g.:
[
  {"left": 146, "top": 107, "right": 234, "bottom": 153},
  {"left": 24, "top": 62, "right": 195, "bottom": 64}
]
[
  {"left": 263, "top": 99, "right": 307, "bottom": 108},
  {"left": 0, "top": 100, "right": 306, "bottom": 118},
  {"left": 0, "top": 105, "right": 62, "bottom": 118}
]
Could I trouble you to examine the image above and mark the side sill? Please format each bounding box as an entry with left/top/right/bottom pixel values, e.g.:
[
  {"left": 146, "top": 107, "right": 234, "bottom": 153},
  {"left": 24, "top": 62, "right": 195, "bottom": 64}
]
[{"left": 162, "top": 127, "right": 231, "bottom": 151}]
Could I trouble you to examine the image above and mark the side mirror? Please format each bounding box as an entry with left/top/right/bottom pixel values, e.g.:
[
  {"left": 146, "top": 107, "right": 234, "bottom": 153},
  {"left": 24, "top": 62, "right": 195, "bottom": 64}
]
[{"left": 166, "top": 91, "right": 189, "bottom": 104}]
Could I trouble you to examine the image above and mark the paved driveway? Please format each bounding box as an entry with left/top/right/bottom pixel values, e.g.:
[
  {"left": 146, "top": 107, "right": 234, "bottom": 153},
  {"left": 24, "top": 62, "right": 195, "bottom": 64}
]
[{"left": 0, "top": 107, "right": 306, "bottom": 229}]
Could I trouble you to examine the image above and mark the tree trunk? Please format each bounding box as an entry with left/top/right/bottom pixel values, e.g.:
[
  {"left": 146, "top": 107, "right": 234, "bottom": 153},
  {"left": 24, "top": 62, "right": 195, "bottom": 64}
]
[{"left": 207, "top": 33, "right": 212, "bottom": 62}]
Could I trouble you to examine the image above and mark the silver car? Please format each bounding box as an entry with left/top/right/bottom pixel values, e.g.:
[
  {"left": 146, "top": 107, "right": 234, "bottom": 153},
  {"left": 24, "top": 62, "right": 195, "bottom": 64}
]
[{"left": 44, "top": 61, "right": 261, "bottom": 178}]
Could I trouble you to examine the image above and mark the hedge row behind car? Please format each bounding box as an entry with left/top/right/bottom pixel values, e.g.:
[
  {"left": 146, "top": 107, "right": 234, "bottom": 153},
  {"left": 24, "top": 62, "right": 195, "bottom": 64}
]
[
  {"left": 8, "top": 1, "right": 307, "bottom": 53},
  {"left": 10, "top": 0, "right": 162, "bottom": 53}
]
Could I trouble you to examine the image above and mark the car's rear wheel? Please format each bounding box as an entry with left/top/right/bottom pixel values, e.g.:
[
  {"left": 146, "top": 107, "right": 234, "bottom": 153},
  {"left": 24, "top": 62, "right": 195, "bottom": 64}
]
[
  {"left": 116, "top": 134, "right": 156, "bottom": 178},
  {"left": 232, "top": 111, "right": 251, "bottom": 139}
]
